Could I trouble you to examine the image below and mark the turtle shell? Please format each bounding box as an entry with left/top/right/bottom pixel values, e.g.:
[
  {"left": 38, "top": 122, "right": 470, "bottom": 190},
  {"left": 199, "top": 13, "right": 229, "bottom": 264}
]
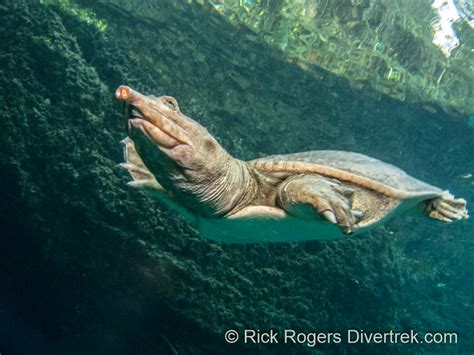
[{"left": 250, "top": 150, "right": 442, "bottom": 199}]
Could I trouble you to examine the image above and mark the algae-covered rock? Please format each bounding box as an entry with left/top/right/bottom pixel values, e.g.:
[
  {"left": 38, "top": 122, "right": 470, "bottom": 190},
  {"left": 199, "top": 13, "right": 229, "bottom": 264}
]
[{"left": 0, "top": 1, "right": 473, "bottom": 354}]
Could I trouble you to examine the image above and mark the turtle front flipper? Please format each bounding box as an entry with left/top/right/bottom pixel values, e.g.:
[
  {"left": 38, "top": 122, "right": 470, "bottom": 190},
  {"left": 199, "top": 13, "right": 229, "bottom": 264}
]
[
  {"left": 423, "top": 191, "right": 469, "bottom": 222},
  {"left": 119, "top": 137, "right": 164, "bottom": 191},
  {"left": 277, "top": 174, "right": 363, "bottom": 234}
]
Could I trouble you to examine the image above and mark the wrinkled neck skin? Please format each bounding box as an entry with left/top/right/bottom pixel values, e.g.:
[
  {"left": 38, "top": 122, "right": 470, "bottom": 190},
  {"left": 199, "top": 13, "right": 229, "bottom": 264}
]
[
  {"left": 129, "top": 117, "right": 261, "bottom": 218},
  {"left": 172, "top": 155, "right": 258, "bottom": 217},
  {"left": 115, "top": 85, "right": 262, "bottom": 217}
]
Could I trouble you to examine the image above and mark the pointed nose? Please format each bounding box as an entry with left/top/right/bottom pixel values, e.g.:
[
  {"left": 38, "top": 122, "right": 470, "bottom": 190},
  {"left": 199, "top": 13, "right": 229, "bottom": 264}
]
[{"left": 115, "top": 85, "right": 147, "bottom": 103}]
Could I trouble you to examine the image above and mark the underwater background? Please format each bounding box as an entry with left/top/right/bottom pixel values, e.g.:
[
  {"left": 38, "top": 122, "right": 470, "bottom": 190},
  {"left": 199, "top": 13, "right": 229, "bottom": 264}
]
[{"left": 0, "top": 0, "right": 473, "bottom": 354}]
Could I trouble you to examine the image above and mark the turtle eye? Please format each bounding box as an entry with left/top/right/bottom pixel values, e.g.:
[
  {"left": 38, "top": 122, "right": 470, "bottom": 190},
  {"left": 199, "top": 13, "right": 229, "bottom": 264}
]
[{"left": 162, "top": 96, "right": 179, "bottom": 111}]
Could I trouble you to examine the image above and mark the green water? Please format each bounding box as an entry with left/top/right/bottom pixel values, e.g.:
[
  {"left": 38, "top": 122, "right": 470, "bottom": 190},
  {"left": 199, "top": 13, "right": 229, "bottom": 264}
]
[{"left": 0, "top": 1, "right": 473, "bottom": 354}]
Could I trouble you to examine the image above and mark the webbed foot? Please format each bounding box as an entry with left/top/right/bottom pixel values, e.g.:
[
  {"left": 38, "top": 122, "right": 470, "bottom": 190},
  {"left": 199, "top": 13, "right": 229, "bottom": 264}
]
[{"left": 425, "top": 191, "right": 469, "bottom": 222}]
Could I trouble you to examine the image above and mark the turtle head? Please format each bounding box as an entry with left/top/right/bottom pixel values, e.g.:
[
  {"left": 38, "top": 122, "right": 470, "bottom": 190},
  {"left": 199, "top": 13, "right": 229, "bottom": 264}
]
[{"left": 115, "top": 86, "right": 234, "bottom": 209}]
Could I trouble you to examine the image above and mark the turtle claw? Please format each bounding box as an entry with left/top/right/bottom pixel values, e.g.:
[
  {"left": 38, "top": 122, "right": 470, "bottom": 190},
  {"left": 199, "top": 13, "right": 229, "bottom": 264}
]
[
  {"left": 322, "top": 209, "right": 354, "bottom": 234},
  {"left": 428, "top": 210, "right": 452, "bottom": 223},
  {"left": 119, "top": 162, "right": 151, "bottom": 177},
  {"left": 338, "top": 186, "right": 355, "bottom": 199},
  {"left": 353, "top": 210, "right": 364, "bottom": 222},
  {"left": 314, "top": 189, "right": 360, "bottom": 233},
  {"left": 323, "top": 210, "right": 337, "bottom": 224},
  {"left": 127, "top": 179, "right": 163, "bottom": 190},
  {"left": 337, "top": 210, "right": 364, "bottom": 234},
  {"left": 340, "top": 210, "right": 364, "bottom": 234},
  {"left": 342, "top": 225, "right": 354, "bottom": 235}
]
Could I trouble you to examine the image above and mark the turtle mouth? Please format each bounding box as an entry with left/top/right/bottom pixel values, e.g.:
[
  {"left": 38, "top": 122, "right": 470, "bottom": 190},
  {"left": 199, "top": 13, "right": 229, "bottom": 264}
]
[
  {"left": 126, "top": 103, "right": 145, "bottom": 120},
  {"left": 124, "top": 103, "right": 186, "bottom": 150}
]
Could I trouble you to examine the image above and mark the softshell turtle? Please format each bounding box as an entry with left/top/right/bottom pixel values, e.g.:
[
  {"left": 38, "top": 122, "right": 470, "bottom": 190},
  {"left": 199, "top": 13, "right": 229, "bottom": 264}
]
[{"left": 115, "top": 86, "right": 469, "bottom": 243}]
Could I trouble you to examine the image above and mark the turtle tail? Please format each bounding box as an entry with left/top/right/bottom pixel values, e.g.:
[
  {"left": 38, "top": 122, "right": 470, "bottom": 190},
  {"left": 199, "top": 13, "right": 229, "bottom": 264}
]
[{"left": 119, "top": 137, "right": 164, "bottom": 191}]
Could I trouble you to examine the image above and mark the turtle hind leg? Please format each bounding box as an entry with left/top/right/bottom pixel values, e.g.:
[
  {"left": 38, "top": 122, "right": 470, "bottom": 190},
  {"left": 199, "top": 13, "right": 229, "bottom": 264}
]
[{"left": 424, "top": 191, "right": 469, "bottom": 223}]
